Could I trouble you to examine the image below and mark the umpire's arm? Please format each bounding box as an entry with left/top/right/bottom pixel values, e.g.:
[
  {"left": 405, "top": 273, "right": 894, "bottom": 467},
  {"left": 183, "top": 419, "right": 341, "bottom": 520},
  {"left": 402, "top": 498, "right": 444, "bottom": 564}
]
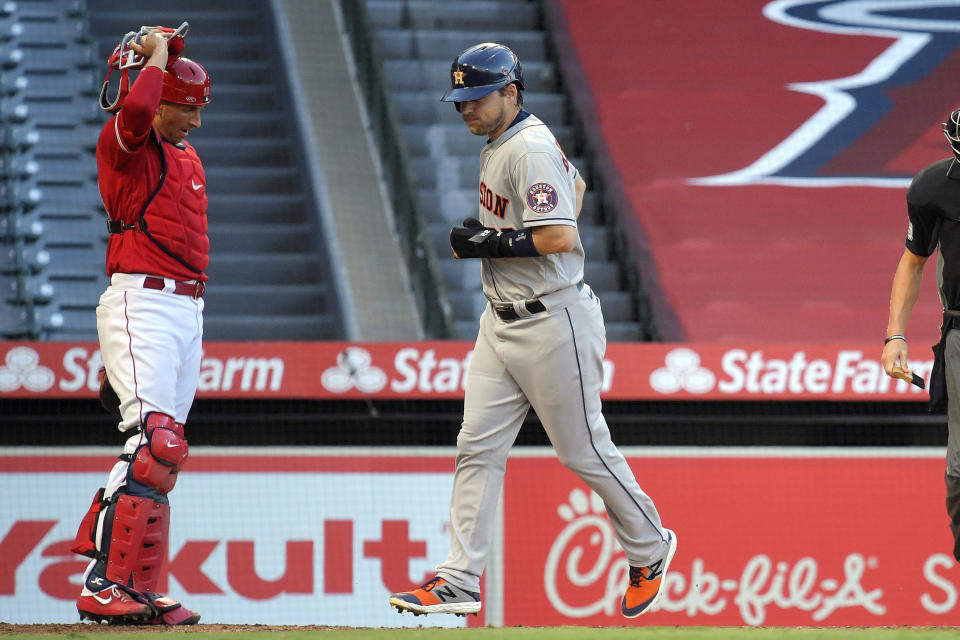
[{"left": 881, "top": 248, "right": 929, "bottom": 376}]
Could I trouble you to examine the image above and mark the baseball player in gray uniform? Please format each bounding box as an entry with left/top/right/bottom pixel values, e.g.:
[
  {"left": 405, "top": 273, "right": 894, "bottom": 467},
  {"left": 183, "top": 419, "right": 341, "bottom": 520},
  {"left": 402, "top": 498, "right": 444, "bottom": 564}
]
[{"left": 389, "top": 43, "right": 676, "bottom": 619}]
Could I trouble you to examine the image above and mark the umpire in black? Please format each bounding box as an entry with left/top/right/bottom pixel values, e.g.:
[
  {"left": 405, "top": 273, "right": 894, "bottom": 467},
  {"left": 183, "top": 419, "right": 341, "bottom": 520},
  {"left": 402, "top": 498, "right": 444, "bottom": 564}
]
[{"left": 882, "top": 108, "right": 960, "bottom": 562}]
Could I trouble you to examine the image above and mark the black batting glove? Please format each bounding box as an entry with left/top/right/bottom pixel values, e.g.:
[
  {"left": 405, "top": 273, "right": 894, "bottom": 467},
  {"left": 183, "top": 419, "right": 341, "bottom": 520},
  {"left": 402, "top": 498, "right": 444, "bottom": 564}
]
[
  {"left": 450, "top": 218, "right": 540, "bottom": 259},
  {"left": 451, "top": 222, "right": 502, "bottom": 259}
]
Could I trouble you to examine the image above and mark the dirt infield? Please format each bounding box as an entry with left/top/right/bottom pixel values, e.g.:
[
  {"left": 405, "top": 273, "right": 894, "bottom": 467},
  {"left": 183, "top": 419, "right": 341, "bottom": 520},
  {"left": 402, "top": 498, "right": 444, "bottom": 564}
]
[{"left": 0, "top": 624, "right": 347, "bottom": 635}]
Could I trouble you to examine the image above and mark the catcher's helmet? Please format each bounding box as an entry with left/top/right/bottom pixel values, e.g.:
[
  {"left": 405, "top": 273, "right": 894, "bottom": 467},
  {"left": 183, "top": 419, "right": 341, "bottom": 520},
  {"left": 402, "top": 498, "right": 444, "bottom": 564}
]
[
  {"left": 441, "top": 42, "right": 524, "bottom": 106},
  {"left": 944, "top": 108, "right": 960, "bottom": 160},
  {"left": 162, "top": 57, "right": 210, "bottom": 106}
]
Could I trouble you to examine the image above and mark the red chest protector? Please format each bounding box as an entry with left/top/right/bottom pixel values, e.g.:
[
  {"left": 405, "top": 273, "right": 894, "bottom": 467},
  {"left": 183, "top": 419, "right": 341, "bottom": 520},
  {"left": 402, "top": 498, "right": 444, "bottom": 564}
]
[{"left": 107, "top": 131, "right": 209, "bottom": 280}]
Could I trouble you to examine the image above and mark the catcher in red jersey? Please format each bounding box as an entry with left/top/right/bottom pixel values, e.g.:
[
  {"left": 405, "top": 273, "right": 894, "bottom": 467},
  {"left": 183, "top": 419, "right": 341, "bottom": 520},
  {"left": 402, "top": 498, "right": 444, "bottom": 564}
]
[{"left": 71, "top": 25, "right": 209, "bottom": 625}]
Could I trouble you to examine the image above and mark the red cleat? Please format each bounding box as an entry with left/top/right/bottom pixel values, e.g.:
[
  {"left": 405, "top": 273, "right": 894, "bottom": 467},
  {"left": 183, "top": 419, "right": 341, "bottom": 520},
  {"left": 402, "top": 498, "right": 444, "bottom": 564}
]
[{"left": 77, "top": 584, "right": 153, "bottom": 623}]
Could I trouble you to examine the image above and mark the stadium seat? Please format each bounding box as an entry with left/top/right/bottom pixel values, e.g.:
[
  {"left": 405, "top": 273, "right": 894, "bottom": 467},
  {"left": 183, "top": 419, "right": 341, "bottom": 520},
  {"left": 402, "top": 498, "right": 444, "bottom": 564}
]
[
  {"left": 0, "top": 71, "right": 27, "bottom": 95},
  {"left": 1, "top": 123, "right": 39, "bottom": 150},
  {"left": 0, "top": 151, "right": 37, "bottom": 179},
  {"left": 3, "top": 272, "right": 54, "bottom": 303},
  {"left": 31, "top": 303, "right": 64, "bottom": 331},
  {"left": 0, "top": 42, "right": 24, "bottom": 68},
  {"left": 1, "top": 96, "right": 28, "bottom": 121},
  {"left": 0, "top": 181, "right": 42, "bottom": 212},
  {"left": 0, "top": 302, "right": 29, "bottom": 336}
]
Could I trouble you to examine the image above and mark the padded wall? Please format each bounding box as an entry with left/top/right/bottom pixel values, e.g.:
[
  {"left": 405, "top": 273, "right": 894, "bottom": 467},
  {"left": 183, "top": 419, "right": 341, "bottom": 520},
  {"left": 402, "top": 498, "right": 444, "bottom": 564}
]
[{"left": 558, "top": 0, "right": 951, "bottom": 346}]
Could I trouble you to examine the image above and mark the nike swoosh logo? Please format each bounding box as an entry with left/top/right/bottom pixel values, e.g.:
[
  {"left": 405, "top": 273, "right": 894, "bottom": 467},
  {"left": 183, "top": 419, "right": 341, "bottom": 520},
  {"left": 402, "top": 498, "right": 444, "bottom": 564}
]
[
  {"left": 92, "top": 592, "right": 112, "bottom": 605},
  {"left": 191, "top": 180, "right": 204, "bottom": 190},
  {"left": 165, "top": 441, "right": 179, "bottom": 448}
]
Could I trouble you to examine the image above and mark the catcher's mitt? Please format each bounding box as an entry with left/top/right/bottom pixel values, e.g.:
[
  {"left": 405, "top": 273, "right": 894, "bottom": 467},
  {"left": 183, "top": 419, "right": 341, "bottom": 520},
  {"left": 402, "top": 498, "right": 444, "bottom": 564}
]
[{"left": 98, "top": 366, "right": 122, "bottom": 418}]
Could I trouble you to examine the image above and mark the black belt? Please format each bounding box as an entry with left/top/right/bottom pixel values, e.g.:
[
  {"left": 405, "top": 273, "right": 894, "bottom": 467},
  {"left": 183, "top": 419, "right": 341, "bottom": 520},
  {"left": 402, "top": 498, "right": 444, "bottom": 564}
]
[
  {"left": 492, "top": 299, "right": 546, "bottom": 321},
  {"left": 491, "top": 282, "right": 584, "bottom": 321}
]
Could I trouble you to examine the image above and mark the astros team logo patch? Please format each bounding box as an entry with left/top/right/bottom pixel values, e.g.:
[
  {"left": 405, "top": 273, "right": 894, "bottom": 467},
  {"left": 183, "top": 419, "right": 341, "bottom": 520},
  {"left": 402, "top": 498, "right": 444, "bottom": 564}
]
[{"left": 526, "top": 182, "right": 558, "bottom": 213}]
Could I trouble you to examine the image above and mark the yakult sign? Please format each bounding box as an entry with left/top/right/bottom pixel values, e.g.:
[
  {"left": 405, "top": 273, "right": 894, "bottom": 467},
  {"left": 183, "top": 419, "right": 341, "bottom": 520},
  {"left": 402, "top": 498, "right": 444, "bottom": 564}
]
[
  {"left": 0, "top": 341, "right": 933, "bottom": 400},
  {"left": 0, "top": 452, "right": 467, "bottom": 628}
]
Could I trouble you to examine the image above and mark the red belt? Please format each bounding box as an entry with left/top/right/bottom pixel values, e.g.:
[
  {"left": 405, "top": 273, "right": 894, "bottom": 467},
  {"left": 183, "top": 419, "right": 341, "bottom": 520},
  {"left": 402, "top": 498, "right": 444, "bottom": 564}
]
[{"left": 142, "top": 276, "right": 205, "bottom": 299}]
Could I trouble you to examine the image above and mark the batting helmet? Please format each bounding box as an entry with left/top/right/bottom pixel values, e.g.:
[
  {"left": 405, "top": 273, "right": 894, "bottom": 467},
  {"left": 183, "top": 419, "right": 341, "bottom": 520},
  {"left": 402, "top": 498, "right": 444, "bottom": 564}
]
[
  {"left": 441, "top": 42, "right": 524, "bottom": 106},
  {"left": 162, "top": 57, "right": 211, "bottom": 106},
  {"left": 944, "top": 108, "right": 960, "bottom": 160}
]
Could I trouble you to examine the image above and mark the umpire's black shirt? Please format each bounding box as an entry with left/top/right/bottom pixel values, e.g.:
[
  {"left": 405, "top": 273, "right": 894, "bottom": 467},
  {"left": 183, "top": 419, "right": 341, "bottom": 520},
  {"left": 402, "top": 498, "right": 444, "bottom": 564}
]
[{"left": 907, "top": 157, "right": 960, "bottom": 311}]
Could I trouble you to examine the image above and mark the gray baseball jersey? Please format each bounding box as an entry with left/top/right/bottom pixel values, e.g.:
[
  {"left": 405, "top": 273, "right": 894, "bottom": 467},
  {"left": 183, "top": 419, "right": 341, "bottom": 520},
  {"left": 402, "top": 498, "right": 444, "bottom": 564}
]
[
  {"left": 476, "top": 113, "right": 584, "bottom": 301},
  {"left": 434, "top": 110, "right": 673, "bottom": 595}
]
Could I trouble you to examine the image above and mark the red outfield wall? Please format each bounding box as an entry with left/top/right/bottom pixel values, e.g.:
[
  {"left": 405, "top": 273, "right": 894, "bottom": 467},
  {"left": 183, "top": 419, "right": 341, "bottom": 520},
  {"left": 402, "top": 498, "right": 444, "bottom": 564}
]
[{"left": 1, "top": 450, "right": 957, "bottom": 626}]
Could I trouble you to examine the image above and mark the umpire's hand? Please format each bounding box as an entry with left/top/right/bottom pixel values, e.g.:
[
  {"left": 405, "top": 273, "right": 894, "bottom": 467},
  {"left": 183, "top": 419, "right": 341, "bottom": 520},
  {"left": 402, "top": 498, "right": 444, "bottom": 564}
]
[{"left": 881, "top": 336, "right": 909, "bottom": 378}]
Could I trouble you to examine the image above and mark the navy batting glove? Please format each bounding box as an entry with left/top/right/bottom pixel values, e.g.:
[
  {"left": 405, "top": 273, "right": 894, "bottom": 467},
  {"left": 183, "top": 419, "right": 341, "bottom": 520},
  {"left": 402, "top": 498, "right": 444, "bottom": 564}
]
[{"left": 450, "top": 224, "right": 540, "bottom": 259}]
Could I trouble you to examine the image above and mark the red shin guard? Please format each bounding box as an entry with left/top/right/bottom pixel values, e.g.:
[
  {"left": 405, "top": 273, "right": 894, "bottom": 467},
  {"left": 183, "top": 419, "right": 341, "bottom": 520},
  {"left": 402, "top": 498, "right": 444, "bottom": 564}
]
[
  {"left": 104, "top": 494, "right": 169, "bottom": 593},
  {"left": 71, "top": 488, "right": 105, "bottom": 558}
]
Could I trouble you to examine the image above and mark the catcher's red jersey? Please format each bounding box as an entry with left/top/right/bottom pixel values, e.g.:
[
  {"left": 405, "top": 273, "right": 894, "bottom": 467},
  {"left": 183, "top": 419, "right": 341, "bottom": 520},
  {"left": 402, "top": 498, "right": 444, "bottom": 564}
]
[{"left": 96, "top": 66, "right": 209, "bottom": 281}]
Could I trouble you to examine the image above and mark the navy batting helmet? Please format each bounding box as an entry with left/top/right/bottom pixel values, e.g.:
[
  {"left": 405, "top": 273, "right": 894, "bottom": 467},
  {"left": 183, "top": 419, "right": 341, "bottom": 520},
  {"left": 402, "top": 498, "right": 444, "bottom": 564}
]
[
  {"left": 944, "top": 108, "right": 960, "bottom": 160},
  {"left": 441, "top": 42, "right": 524, "bottom": 106}
]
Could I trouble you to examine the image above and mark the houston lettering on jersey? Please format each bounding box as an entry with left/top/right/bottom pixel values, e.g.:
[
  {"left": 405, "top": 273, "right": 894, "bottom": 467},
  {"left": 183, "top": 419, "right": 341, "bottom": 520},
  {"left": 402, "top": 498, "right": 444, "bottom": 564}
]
[{"left": 479, "top": 181, "right": 509, "bottom": 219}]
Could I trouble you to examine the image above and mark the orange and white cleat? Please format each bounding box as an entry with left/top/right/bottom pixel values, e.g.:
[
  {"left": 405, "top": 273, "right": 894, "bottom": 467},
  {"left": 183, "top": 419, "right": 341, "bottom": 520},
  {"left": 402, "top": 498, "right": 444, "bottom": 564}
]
[
  {"left": 389, "top": 575, "right": 481, "bottom": 616},
  {"left": 621, "top": 528, "right": 678, "bottom": 618},
  {"left": 77, "top": 583, "right": 153, "bottom": 624}
]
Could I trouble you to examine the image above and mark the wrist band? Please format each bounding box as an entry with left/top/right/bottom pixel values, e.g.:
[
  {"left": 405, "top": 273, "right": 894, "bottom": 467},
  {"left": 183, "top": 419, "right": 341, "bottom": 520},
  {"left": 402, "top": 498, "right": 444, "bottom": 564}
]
[
  {"left": 884, "top": 334, "right": 906, "bottom": 345},
  {"left": 496, "top": 228, "right": 540, "bottom": 257}
]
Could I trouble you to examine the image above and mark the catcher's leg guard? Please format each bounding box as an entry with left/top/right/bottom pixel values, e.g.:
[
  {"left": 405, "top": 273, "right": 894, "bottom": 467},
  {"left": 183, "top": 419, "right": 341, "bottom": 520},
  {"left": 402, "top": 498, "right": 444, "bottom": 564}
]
[
  {"left": 102, "top": 494, "right": 199, "bottom": 625},
  {"left": 103, "top": 494, "right": 170, "bottom": 590},
  {"left": 129, "top": 412, "right": 189, "bottom": 496},
  {"left": 77, "top": 413, "right": 199, "bottom": 625},
  {"left": 72, "top": 488, "right": 106, "bottom": 558}
]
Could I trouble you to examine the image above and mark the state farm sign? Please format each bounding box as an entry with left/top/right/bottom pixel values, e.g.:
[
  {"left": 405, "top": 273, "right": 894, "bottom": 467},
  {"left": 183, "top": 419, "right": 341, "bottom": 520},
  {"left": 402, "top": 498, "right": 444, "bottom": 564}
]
[
  {"left": 647, "top": 346, "right": 932, "bottom": 397},
  {"left": 0, "top": 341, "right": 932, "bottom": 400}
]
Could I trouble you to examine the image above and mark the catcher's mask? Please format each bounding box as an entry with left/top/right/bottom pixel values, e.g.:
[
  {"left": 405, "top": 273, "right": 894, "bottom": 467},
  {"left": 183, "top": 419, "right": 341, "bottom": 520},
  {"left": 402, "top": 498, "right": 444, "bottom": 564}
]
[
  {"left": 441, "top": 42, "right": 524, "bottom": 113},
  {"left": 944, "top": 108, "right": 960, "bottom": 161},
  {"left": 98, "top": 21, "right": 190, "bottom": 113}
]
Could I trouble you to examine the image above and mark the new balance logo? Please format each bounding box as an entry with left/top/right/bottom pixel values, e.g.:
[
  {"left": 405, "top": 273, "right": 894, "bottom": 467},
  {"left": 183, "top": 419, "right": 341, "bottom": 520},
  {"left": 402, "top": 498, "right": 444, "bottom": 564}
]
[
  {"left": 646, "top": 559, "right": 665, "bottom": 580},
  {"left": 434, "top": 585, "right": 457, "bottom": 602}
]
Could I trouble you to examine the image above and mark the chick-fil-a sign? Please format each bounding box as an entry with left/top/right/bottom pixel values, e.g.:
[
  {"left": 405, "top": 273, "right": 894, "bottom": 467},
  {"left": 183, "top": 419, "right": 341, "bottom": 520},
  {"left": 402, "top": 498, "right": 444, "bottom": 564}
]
[{"left": 502, "top": 452, "right": 960, "bottom": 626}]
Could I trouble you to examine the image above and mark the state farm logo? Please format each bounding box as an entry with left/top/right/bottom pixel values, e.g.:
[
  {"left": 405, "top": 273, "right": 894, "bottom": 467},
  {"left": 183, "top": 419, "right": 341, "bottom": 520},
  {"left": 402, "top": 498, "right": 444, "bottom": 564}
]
[
  {"left": 0, "top": 346, "right": 55, "bottom": 392},
  {"left": 646, "top": 348, "right": 927, "bottom": 397},
  {"left": 649, "top": 348, "right": 715, "bottom": 394},
  {"left": 321, "top": 347, "right": 387, "bottom": 393}
]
